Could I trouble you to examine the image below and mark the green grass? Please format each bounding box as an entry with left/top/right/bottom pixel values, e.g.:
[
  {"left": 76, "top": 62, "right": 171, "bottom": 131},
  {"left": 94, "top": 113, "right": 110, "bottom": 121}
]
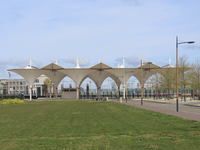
[{"left": 0, "top": 100, "right": 200, "bottom": 150}]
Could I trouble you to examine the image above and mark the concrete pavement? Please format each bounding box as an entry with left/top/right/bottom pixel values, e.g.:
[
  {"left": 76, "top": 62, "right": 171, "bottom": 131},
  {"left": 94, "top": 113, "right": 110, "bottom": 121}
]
[{"left": 110, "top": 98, "right": 200, "bottom": 122}]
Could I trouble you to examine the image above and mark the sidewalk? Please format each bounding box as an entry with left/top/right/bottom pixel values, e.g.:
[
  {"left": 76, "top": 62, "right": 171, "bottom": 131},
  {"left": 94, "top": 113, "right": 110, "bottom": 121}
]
[{"left": 110, "top": 99, "right": 200, "bottom": 122}]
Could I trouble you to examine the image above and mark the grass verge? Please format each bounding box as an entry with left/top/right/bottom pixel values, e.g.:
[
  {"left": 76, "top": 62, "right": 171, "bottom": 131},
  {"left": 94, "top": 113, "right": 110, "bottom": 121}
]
[{"left": 0, "top": 100, "right": 200, "bottom": 149}]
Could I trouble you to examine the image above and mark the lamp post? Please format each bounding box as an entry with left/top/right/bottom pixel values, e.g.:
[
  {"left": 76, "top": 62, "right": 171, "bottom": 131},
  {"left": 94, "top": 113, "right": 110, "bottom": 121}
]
[
  {"left": 141, "top": 60, "right": 152, "bottom": 105},
  {"left": 125, "top": 70, "right": 134, "bottom": 103},
  {"left": 176, "top": 36, "right": 194, "bottom": 112},
  {"left": 8, "top": 72, "right": 11, "bottom": 96},
  {"left": 90, "top": 81, "right": 91, "bottom": 99},
  {"left": 141, "top": 60, "right": 143, "bottom": 105}
]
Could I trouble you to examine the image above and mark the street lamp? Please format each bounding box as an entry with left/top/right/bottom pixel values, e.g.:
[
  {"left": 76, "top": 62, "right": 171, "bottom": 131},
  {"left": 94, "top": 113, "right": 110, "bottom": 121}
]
[
  {"left": 90, "top": 81, "right": 91, "bottom": 99},
  {"left": 141, "top": 60, "right": 152, "bottom": 105},
  {"left": 125, "top": 70, "right": 134, "bottom": 103},
  {"left": 8, "top": 72, "right": 11, "bottom": 96},
  {"left": 176, "top": 36, "right": 194, "bottom": 112}
]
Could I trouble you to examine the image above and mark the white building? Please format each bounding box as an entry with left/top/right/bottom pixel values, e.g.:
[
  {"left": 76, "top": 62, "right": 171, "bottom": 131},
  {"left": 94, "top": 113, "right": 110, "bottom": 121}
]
[{"left": 0, "top": 75, "right": 52, "bottom": 97}]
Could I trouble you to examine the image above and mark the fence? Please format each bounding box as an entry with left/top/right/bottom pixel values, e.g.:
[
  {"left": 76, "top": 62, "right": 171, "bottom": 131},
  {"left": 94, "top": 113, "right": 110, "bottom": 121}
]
[
  {"left": 0, "top": 94, "right": 24, "bottom": 100},
  {"left": 80, "top": 92, "right": 200, "bottom": 101}
]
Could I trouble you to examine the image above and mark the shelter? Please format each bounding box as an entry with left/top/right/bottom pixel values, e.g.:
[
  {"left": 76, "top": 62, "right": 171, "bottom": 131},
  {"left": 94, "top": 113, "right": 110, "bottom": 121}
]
[{"left": 8, "top": 61, "right": 175, "bottom": 100}]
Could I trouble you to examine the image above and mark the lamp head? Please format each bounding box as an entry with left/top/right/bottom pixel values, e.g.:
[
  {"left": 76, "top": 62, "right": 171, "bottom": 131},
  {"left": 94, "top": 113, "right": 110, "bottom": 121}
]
[{"left": 188, "top": 41, "right": 195, "bottom": 44}]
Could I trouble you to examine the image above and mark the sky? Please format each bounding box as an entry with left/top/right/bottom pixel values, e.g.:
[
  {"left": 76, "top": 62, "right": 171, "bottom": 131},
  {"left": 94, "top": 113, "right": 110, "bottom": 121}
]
[{"left": 0, "top": 0, "right": 200, "bottom": 80}]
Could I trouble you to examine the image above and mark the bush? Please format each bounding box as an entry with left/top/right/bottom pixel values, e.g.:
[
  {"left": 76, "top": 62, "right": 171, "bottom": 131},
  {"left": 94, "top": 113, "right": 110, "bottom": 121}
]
[{"left": 0, "top": 98, "right": 25, "bottom": 105}]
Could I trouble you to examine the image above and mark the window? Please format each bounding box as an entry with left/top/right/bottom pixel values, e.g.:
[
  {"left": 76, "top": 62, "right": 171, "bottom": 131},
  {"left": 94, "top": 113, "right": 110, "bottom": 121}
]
[
  {"left": 20, "top": 82, "right": 23, "bottom": 85},
  {"left": 34, "top": 79, "right": 39, "bottom": 83}
]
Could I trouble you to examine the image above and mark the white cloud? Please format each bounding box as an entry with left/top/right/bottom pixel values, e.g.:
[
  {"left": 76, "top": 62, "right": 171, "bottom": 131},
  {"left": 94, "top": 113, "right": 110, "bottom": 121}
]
[
  {"left": 61, "top": 57, "right": 90, "bottom": 67},
  {"left": 0, "top": 0, "right": 200, "bottom": 68},
  {"left": 0, "top": 58, "right": 43, "bottom": 79},
  {"left": 116, "top": 55, "right": 149, "bottom": 67},
  {"left": 0, "top": 58, "right": 43, "bottom": 69}
]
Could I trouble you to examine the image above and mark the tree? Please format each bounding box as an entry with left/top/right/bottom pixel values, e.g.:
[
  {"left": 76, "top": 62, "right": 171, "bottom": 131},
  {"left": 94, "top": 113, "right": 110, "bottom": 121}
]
[
  {"left": 149, "top": 73, "right": 160, "bottom": 99},
  {"left": 190, "top": 58, "right": 200, "bottom": 99},
  {"left": 43, "top": 78, "right": 54, "bottom": 98},
  {"left": 146, "top": 72, "right": 165, "bottom": 99},
  {"left": 178, "top": 55, "right": 192, "bottom": 101},
  {"left": 158, "top": 68, "right": 176, "bottom": 100}
]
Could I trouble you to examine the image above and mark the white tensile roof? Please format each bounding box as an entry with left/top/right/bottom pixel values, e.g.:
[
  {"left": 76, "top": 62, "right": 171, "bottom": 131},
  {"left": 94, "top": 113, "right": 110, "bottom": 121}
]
[{"left": 8, "top": 62, "right": 175, "bottom": 89}]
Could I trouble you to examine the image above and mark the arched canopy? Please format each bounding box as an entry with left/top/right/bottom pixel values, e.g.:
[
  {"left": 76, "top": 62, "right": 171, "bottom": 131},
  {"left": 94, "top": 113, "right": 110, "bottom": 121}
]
[
  {"left": 9, "top": 69, "right": 44, "bottom": 87},
  {"left": 8, "top": 62, "right": 175, "bottom": 91},
  {"left": 42, "top": 70, "right": 67, "bottom": 87}
]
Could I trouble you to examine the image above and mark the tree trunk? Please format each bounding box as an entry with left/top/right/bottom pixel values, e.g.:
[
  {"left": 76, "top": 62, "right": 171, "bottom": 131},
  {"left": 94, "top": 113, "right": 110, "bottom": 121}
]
[{"left": 184, "top": 85, "right": 186, "bottom": 102}]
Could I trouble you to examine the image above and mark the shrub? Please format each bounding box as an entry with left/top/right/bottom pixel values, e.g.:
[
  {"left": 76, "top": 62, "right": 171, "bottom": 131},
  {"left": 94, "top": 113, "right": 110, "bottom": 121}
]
[{"left": 0, "top": 98, "right": 25, "bottom": 105}]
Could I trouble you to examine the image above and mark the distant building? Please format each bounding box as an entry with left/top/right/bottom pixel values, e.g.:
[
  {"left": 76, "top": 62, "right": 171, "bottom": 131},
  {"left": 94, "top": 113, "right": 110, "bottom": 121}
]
[
  {"left": 0, "top": 79, "right": 27, "bottom": 95},
  {"left": 137, "top": 82, "right": 153, "bottom": 89},
  {"left": 144, "top": 82, "right": 153, "bottom": 88},
  {"left": 0, "top": 75, "right": 52, "bottom": 97}
]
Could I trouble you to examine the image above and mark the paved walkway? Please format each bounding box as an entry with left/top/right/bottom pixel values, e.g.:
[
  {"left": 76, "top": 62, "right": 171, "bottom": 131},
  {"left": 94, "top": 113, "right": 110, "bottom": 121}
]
[{"left": 110, "top": 99, "right": 200, "bottom": 122}]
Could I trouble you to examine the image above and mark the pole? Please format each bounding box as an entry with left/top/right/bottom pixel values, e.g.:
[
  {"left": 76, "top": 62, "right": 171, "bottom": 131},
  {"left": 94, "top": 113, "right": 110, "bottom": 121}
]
[
  {"left": 117, "top": 76, "right": 119, "bottom": 101},
  {"left": 1, "top": 83, "right": 3, "bottom": 99},
  {"left": 176, "top": 36, "right": 179, "bottom": 112},
  {"left": 76, "top": 86, "right": 79, "bottom": 100},
  {"left": 141, "top": 59, "right": 143, "bottom": 105},
  {"left": 56, "top": 87, "right": 57, "bottom": 99},
  {"left": 123, "top": 75, "right": 125, "bottom": 99},
  {"left": 161, "top": 77, "right": 163, "bottom": 99},
  {"left": 63, "top": 78, "right": 64, "bottom": 100},
  {"left": 126, "top": 71, "right": 127, "bottom": 103},
  {"left": 90, "top": 81, "right": 91, "bottom": 99},
  {"left": 30, "top": 87, "right": 32, "bottom": 101},
  {"left": 9, "top": 76, "right": 10, "bottom": 96}
]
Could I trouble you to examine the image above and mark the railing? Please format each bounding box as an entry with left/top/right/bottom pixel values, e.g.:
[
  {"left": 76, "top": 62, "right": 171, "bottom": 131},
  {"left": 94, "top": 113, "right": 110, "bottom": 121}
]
[
  {"left": 79, "top": 93, "right": 200, "bottom": 101},
  {"left": 0, "top": 94, "right": 24, "bottom": 100}
]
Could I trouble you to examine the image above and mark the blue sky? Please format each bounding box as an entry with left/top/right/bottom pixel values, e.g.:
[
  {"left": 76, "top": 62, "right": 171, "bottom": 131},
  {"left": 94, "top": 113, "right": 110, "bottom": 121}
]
[{"left": 0, "top": 0, "right": 200, "bottom": 79}]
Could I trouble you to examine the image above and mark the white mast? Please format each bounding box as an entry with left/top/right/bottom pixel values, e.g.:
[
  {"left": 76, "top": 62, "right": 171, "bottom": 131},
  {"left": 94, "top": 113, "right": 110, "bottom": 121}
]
[
  {"left": 123, "top": 57, "right": 125, "bottom": 68},
  {"left": 118, "top": 62, "right": 120, "bottom": 68},
  {"left": 76, "top": 58, "right": 80, "bottom": 68},
  {"left": 30, "top": 58, "right": 32, "bottom": 68},
  {"left": 169, "top": 57, "right": 171, "bottom": 66}
]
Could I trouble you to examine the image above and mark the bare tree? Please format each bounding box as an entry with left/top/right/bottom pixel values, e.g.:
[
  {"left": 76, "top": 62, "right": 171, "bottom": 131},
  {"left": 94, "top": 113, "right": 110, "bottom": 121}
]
[
  {"left": 178, "top": 55, "right": 192, "bottom": 101},
  {"left": 147, "top": 72, "right": 163, "bottom": 99},
  {"left": 158, "top": 68, "right": 176, "bottom": 100},
  {"left": 150, "top": 73, "right": 159, "bottom": 99},
  {"left": 158, "top": 74, "right": 164, "bottom": 98},
  {"left": 190, "top": 58, "right": 200, "bottom": 99},
  {"left": 43, "top": 78, "right": 54, "bottom": 98}
]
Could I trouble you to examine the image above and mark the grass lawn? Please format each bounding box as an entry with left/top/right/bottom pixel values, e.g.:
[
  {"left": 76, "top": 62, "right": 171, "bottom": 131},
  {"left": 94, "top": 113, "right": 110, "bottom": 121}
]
[{"left": 0, "top": 100, "right": 200, "bottom": 150}]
